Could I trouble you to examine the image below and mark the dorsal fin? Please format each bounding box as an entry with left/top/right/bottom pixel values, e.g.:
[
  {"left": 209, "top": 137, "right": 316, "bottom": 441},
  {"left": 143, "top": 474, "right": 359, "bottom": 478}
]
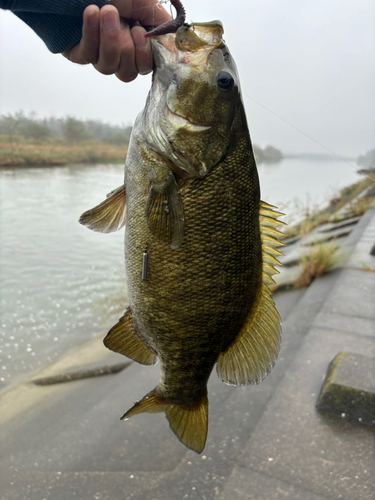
[
  {"left": 79, "top": 185, "right": 126, "bottom": 233},
  {"left": 216, "top": 201, "right": 285, "bottom": 385}
]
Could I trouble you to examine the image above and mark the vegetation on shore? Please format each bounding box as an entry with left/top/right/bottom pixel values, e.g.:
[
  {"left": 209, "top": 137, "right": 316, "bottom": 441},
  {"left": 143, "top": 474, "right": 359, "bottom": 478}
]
[
  {"left": 294, "top": 241, "right": 345, "bottom": 288},
  {"left": 0, "top": 111, "right": 284, "bottom": 167},
  {"left": 253, "top": 144, "right": 283, "bottom": 163},
  {"left": 281, "top": 175, "right": 375, "bottom": 240},
  {"left": 0, "top": 112, "right": 131, "bottom": 166},
  {"left": 0, "top": 136, "right": 128, "bottom": 166},
  {"left": 280, "top": 174, "right": 375, "bottom": 289}
]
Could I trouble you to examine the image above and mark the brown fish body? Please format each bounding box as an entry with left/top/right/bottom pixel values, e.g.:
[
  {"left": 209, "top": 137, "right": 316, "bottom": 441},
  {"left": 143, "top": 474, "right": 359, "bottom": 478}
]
[
  {"left": 125, "top": 110, "right": 262, "bottom": 404},
  {"left": 80, "top": 22, "right": 283, "bottom": 453}
]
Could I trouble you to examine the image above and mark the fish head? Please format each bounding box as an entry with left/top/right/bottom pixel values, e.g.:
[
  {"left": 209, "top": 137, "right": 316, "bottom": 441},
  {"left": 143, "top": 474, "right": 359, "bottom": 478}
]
[{"left": 143, "top": 21, "right": 241, "bottom": 178}]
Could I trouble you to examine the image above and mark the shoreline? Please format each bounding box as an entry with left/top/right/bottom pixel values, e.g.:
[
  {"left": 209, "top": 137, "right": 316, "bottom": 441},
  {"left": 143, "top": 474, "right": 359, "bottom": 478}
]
[
  {"left": 0, "top": 138, "right": 127, "bottom": 167},
  {"left": 1, "top": 170, "right": 373, "bottom": 392}
]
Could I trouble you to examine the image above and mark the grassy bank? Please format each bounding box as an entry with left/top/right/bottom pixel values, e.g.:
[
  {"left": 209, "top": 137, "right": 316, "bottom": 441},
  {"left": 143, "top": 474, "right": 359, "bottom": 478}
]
[
  {"left": 281, "top": 175, "right": 375, "bottom": 240},
  {"left": 0, "top": 136, "right": 127, "bottom": 166}
]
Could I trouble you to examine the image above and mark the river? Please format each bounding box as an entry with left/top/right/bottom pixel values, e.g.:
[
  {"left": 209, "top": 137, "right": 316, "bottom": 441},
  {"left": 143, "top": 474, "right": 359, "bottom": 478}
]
[{"left": 0, "top": 159, "right": 361, "bottom": 388}]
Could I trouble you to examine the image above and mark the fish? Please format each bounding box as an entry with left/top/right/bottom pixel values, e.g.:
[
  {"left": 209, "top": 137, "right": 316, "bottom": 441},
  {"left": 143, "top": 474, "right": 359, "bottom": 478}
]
[{"left": 79, "top": 20, "right": 284, "bottom": 454}]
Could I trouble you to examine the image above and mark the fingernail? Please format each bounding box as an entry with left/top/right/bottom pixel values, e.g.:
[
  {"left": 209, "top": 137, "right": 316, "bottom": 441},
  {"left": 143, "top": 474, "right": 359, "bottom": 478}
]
[
  {"left": 133, "top": 28, "right": 147, "bottom": 49},
  {"left": 88, "top": 10, "right": 99, "bottom": 28},
  {"left": 103, "top": 10, "right": 120, "bottom": 31}
]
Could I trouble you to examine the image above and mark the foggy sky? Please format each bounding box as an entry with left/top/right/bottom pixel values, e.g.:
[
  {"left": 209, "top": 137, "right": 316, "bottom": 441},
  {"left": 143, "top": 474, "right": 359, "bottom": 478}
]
[{"left": 0, "top": 0, "right": 374, "bottom": 157}]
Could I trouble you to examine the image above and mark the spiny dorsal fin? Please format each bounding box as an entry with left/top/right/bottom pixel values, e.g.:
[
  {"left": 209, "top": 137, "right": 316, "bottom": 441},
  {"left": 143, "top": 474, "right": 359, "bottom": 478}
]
[
  {"left": 145, "top": 173, "right": 185, "bottom": 249},
  {"left": 216, "top": 201, "right": 284, "bottom": 385},
  {"left": 122, "top": 388, "right": 208, "bottom": 454},
  {"left": 79, "top": 185, "right": 126, "bottom": 233},
  {"left": 104, "top": 308, "right": 157, "bottom": 366}
]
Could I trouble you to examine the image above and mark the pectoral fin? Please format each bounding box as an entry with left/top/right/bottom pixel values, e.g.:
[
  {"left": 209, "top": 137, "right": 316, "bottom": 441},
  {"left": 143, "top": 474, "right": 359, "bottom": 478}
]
[
  {"left": 216, "top": 201, "right": 284, "bottom": 385},
  {"left": 104, "top": 308, "right": 157, "bottom": 366},
  {"left": 146, "top": 172, "right": 185, "bottom": 249},
  {"left": 79, "top": 185, "right": 126, "bottom": 233}
]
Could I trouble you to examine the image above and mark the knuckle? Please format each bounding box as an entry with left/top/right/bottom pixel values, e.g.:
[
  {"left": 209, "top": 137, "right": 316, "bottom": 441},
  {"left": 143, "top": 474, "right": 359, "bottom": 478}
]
[{"left": 116, "top": 70, "right": 138, "bottom": 83}]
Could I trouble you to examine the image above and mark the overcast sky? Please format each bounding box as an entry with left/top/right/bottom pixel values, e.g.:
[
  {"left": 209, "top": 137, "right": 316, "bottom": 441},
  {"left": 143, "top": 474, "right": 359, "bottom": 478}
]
[{"left": 0, "top": 0, "right": 374, "bottom": 157}]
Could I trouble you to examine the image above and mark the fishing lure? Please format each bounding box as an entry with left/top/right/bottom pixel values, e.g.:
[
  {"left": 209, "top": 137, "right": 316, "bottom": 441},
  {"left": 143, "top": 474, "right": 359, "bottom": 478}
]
[{"left": 145, "top": 0, "right": 186, "bottom": 38}]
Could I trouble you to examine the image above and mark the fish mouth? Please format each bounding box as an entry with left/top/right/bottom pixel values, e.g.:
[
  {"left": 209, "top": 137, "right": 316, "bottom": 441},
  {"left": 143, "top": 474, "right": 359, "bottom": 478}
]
[{"left": 167, "top": 107, "right": 211, "bottom": 133}]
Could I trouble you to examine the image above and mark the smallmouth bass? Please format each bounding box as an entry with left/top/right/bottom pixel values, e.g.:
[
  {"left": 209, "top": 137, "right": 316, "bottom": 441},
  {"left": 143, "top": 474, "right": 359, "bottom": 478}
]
[{"left": 80, "top": 21, "right": 284, "bottom": 454}]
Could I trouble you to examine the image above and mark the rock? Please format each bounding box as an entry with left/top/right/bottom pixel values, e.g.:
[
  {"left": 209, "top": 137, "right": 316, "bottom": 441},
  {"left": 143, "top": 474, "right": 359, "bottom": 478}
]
[
  {"left": 32, "top": 362, "right": 130, "bottom": 386},
  {"left": 316, "top": 351, "right": 375, "bottom": 427}
]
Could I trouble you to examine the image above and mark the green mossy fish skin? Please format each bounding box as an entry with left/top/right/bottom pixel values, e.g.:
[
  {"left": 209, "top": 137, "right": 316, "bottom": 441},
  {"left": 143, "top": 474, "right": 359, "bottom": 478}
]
[
  {"left": 126, "top": 115, "right": 261, "bottom": 403},
  {"left": 125, "top": 26, "right": 261, "bottom": 404},
  {"left": 81, "top": 22, "right": 282, "bottom": 453}
]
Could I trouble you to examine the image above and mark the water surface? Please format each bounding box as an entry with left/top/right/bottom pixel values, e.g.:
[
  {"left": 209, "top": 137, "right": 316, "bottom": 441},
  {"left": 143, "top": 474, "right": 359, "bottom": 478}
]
[{"left": 0, "top": 159, "right": 361, "bottom": 386}]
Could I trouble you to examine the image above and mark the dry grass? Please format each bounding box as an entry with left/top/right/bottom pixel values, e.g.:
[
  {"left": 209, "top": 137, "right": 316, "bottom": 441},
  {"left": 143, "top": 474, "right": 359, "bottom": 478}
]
[
  {"left": 0, "top": 136, "right": 127, "bottom": 166},
  {"left": 360, "top": 262, "right": 375, "bottom": 273},
  {"left": 282, "top": 176, "right": 375, "bottom": 240},
  {"left": 343, "top": 196, "right": 375, "bottom": 218},
  {"left": 294, "top": 241, "right": 345, "bottom": 288}
]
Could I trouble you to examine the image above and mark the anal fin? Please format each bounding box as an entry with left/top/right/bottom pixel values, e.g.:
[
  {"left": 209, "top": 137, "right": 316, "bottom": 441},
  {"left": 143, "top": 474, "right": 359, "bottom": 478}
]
[
  {"left": 122, "top": 388, "right": 208, "bottom": 454},
  {"left": 104, "top": 308, "right": 157, "bottom": 366},
  {"left": 79, "top": 185, "right": 126, "bottom": 233}
]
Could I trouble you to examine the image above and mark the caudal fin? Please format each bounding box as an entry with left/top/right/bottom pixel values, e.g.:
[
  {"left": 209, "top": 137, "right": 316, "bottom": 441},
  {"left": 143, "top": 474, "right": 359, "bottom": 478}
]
[{"left": 122, "top": 388, "right": 208, "bottom": 454}]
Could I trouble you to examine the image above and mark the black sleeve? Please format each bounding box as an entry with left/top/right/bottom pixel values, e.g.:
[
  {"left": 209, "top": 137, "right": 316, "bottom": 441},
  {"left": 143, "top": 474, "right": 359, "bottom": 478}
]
[{"left": 1, "top": 0, "right": 109, "bottom": 53}]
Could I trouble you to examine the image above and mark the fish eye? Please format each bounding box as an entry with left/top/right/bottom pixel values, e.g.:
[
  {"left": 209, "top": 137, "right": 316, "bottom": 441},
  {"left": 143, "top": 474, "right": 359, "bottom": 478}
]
[{"left": 216, "top": 71, "right": 234, "bottom": 91}]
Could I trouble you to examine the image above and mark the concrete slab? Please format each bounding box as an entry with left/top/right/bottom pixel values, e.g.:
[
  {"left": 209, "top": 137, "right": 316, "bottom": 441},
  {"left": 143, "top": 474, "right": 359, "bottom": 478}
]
[
  {"left": 236, "top": 327, "right": 375, "bottom": 500},
  {"left": 344, "top": 208, "right": 375, "bottom": 255},
  {"left": 0, "top": 285, "right": 309, "bottom": 500},
  {"left": 318, "top": 217, "right": 360, "bottom": 234},
  {"left": 272, "top": 288, "right": 305, "bottom": 322},
  {"left": 218, "top": 467, "right": 330, "bottom": 500},
  {"left": 313, "top": 311, "right": 375, "bottom": 339},
  {"left": 1, "top": 208, "right": 374, "bottom": 500},
  {"left": 302, "top": 227, "right": 352, "bottom": 247},
  {"left": 316, "top": 351, "right": 375, "bottom": 426},
  {"left": 320, "top": 269, "right": 375, "bottom": 321},
  {"left": 345, "top": 209, "right": 375, "bottom": 268}
]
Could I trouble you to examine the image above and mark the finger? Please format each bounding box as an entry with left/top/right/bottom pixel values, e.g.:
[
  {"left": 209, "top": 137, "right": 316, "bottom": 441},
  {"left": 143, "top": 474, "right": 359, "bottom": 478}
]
[
  {"left": 111, "top": 0, "right": 171, "bottom": 26},
  {"left": 131, "top": 25, "right": 153, "bottom": 76},
  {"left": 94, "top": 6, "right": 122, "bottom": 75},
  {"left": 79, "top": 5, "right": 100, "bottom": 63},
  {"left": 62, "top": 5, "right": 100, "bottom": 64},
  {"left": 115, "top": 21, "right": 139, "bottom": 82}
]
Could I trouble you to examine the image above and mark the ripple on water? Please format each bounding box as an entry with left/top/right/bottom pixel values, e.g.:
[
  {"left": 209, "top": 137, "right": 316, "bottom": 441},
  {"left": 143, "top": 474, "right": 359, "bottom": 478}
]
[{"left": 0, "top": 164, "right": 127, "bottom": 384}]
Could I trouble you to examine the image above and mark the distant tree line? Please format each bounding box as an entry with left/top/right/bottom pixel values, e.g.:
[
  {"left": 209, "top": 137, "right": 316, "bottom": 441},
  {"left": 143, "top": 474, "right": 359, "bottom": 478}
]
[
  {"left": 357, "top": 149, "right": 375, "bottom": 169},
  {"left": 0, "top": 111, "right": 132, "bottom": 145},
  {"left": 253, "top": 144, "right": 283, "bottom": 163}
]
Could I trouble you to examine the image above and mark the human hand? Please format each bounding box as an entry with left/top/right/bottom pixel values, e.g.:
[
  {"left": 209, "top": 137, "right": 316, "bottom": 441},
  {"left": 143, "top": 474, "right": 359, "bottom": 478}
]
[{"left": 62, "top": 1, "right": 171, "bottom": 82}]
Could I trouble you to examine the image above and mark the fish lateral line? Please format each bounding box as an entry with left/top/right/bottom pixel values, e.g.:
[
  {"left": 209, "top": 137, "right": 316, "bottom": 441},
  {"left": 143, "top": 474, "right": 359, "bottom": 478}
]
[{"left": 142, "top": 242, "right": 148, "bottom": 281}]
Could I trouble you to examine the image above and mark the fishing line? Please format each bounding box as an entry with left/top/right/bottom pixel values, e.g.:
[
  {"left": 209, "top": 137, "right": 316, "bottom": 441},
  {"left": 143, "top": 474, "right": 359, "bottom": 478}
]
[
  {"left": 124, "top": 1, "right": 168, "bottom": 18},
  {"left": 126, "top": 3, "right": 373, "bottom": 184},
  {"left": 243, "top": 92, "right": 374, "bottom": 183}
]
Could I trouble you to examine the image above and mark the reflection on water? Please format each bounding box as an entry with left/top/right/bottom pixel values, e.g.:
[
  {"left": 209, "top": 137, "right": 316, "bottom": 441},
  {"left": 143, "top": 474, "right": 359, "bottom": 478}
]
[
  {"left": 0, "top": 164, "right": 126, "bottom": 387},
  {"left": 0, "top": 160, "right": 361, "bottom": 386}
]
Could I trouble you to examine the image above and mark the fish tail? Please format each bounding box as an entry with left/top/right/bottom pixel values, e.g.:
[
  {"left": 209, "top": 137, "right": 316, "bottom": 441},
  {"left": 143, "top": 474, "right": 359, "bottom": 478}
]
[{"left": 121, "top": 388, "right": 208, "bottom": 454}]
